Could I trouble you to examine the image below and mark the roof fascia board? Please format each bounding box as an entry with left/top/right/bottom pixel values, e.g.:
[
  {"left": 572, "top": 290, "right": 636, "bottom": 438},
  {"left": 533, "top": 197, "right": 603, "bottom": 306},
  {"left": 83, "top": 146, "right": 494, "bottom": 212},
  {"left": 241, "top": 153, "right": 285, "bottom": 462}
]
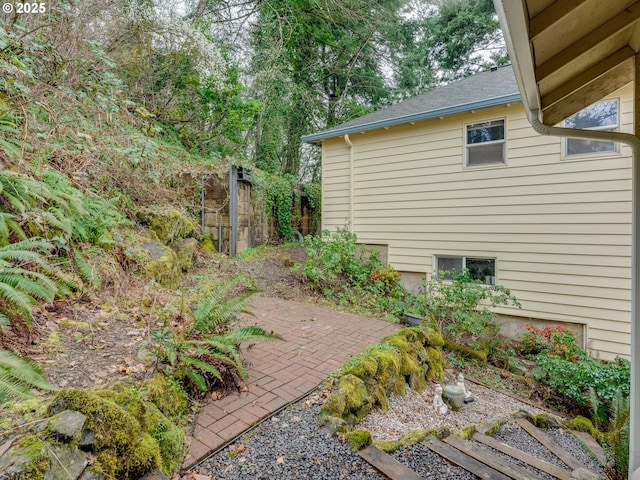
[
  {"left": 301, "top": 92, "right": 521, "bottom": 144},
  {"left": 493, "top": 1, "right": 540, "bottom": 116}
]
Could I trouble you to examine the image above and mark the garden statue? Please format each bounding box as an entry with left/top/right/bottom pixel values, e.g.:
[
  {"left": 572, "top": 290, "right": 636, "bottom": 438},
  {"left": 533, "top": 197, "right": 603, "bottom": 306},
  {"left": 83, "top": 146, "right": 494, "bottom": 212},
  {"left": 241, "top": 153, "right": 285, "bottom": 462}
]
[
  {"left": 457, "top": 373, "right": 474, "bottom": 403},
  {"left": 433, "top": 385, "right": 449, "bottom": 415}
]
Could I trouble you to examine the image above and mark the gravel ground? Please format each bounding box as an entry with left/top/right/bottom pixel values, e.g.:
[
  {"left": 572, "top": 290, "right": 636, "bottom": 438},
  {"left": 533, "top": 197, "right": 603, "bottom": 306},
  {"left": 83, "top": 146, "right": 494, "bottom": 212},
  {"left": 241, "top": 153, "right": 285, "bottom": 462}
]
[
  {"left": 200, "top": 400, "right": 386, "bottom": 479},
  {"left": 198, "top": 386, "right": 604, "bottom": 480},
  {"left": 357, "top": 371, "right": 548, "bottom": 440}
]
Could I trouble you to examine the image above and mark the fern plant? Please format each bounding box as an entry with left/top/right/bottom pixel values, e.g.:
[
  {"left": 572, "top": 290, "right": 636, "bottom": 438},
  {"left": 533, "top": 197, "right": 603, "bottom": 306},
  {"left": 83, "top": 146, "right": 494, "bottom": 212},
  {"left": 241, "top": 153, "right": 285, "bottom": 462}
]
[
  {"left": 0, "top": 102, "right": 21, "bottom": 160},
  {"left": 0, "top": 238, "right": 62, "bottom": 327},
  {"left": 0, "top": 349, "right": 59, "bottom": 402},
  {"left": 193, "top": 276, "right": 258, "bottom": 333},
  {"left": 150, "top": 326, "right": 283, "bottom": 392},
  {"left": 603, "top": 391, "right": 630, "bottom": 477}
]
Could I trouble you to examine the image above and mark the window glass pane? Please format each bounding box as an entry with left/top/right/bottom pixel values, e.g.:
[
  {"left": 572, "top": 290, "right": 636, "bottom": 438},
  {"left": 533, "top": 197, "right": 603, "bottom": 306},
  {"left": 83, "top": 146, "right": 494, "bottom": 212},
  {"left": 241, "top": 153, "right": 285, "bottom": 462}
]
[
  {"left": 467, "top": 142, "right": 504, "bottom": 166},
  {"left": 566, "top": 137, "right": 616, "bottom": 156},
  {"left": 467, "top": 120, "right": 504, "bottom": 144},
  {"left": 465, "top": 258, "right": 496, "bottom": 284},
  {"left": 437, "top": 257, "right": 463, "bottom": 279},
  {"left": 565, "top": 99, "right": 618, "bottom": 129}
]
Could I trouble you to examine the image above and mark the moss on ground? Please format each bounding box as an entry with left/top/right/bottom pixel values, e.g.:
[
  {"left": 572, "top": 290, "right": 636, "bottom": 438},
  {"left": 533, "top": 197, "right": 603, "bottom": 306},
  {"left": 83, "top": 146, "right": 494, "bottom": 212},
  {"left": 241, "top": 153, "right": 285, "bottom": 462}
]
[
  {"left": 373, "top": 439, "right": 401, "bottom": 453},
  {"left": 345, "top": 430, "right": 372, "bottom": 451},
  {"left": 143, "top": 374, "right": 188, "bottom": 419},
  {"left": 443, "top": 339, "right": 488, "bottom": 363}
]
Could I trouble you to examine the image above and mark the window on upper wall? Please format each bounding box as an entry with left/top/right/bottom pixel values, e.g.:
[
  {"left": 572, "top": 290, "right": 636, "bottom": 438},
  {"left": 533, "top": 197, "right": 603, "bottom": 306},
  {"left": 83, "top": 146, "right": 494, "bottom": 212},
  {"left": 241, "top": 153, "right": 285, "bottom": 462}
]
[
  {"left": 564, "top": 99, "right": 619, "bottom": 157},
  {"left": 465, "top": 119, "right": 506, "bottom": 167},
  {"left": 435, "top": 256, "right": 496, "bottom": 285}
]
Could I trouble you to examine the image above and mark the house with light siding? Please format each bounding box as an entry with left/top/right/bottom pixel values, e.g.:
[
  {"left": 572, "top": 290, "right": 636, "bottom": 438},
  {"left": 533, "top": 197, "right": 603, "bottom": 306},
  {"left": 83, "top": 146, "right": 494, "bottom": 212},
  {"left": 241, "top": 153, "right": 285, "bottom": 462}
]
[{"left": 302, "top": 65, "right": 633, "bottom": 361}]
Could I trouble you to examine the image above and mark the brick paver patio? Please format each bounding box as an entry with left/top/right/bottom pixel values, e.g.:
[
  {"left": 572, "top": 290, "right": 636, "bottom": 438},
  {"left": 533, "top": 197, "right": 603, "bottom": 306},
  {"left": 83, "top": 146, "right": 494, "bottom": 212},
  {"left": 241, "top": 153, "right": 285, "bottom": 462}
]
[{"left": 182, "top": 295, "right": 399, "bottom": 470}]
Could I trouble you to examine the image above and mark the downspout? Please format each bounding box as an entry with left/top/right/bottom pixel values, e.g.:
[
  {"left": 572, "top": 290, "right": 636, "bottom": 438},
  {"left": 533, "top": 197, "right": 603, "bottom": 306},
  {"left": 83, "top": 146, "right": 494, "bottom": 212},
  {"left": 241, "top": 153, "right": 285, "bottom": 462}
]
[
  {"left": 344, "top": 134, "right": 354, "bottom": 231},
  {"left": 528, "top": 109, "right": 640, "bottom": 476}
]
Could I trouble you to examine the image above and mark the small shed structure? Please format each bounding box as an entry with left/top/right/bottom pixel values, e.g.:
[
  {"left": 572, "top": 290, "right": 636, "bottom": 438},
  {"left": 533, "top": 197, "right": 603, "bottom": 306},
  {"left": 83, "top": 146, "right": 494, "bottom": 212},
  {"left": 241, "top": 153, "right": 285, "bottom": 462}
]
[{"left": 202, "top": 165, "right": 316, "bottom": 255}]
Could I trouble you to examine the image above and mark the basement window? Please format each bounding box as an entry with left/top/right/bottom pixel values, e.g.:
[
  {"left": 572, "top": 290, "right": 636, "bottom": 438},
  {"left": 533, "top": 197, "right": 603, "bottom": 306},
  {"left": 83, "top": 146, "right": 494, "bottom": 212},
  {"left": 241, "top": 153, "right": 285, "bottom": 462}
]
[
  {"left": 564, "top": 99, "right": 619, "bottom": 157},
  {"left": 465, "top": 119, "right": 506, "bottom": 167},
  {"left": 435, "top": 256, "right": 496, "bottom": 285}
]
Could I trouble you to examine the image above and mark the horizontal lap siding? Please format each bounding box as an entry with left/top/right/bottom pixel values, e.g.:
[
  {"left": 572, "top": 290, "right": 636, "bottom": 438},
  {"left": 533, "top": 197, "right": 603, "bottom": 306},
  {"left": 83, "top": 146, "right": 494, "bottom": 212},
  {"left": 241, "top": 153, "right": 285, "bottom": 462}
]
[
  {"left": 320, "top": 88, "right": 633, "bottom": 359},
  {"left": 322, "top": 140, "right": 350, "bottom": 227}
]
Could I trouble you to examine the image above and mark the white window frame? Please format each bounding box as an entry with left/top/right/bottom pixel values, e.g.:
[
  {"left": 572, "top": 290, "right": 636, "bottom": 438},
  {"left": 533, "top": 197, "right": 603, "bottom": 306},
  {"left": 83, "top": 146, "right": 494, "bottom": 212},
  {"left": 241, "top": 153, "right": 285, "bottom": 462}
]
[
  {"left": 464, "top": 118, "right": 506, "bottom": 168},
  {"left": 562, "top": 98, "right": 620, "bottom": 158},
  {"left": 434, "top": 255, "right": 497, "bottom": 285}
]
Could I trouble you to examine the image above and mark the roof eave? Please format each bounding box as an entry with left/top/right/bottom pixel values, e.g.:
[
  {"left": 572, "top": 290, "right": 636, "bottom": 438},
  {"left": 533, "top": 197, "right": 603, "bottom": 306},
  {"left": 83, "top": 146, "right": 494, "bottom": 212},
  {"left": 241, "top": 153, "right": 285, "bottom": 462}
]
[
  {"left": 493, "top": 1, "right": 540, "bottom": 118},
  {"left": 301, "top": 92, "right": 522, "bottom": 144}
]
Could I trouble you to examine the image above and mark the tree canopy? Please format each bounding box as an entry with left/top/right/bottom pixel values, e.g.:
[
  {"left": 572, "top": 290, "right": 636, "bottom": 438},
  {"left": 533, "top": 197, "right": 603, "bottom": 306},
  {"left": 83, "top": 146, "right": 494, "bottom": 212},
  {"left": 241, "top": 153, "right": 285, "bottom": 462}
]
[{"left": 1, "top": 0, "right": 507, "bottom": 178}]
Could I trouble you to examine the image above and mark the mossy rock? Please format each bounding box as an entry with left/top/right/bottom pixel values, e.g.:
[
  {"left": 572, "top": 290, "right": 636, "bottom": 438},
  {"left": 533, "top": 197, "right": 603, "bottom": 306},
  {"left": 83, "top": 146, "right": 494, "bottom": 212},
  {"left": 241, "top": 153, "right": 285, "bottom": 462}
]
[
  {"left": 367, "top": 383, "right": 390, "bottom": 411},
  {"left": 477, "top": 418, "right": 505, "bottom": 437},
  {"left": 143, "top": 374, "right": 188, "bottom": 419},
  {"left": 138, "top": 207, "right": 196, "bottom": 244},
  {"left": 343, "top": 355, "right": 378, "bottom": 380},
  {"left": 322, "top": 391, "right": 347, "bottom": 418},
  {"left": 119, "top": 433, "right": 162, "bottom": 479},
  {"left": 46, "top": 388, "right": 170, "bottom": 478},
  {"left": 425, "top": 346, "right": 445, "bottom": 381},
  {"left": 459, "top": 425, "right": 476, "bottom": 440},
  {"left": 339, "top": 374, "right": 373, "bottom": 423},
  {"left": 424, "top": 331, "right": 445, "bottom": 348},
  {"left": 373, "top": 439, "right": 401, "bottom": 453},
  {"left": 48, "top": 389, "right": 142, "bottom": 454},
  {"left": 399, "top": 428, "right": 440, "bottom": 446},
  {"left": 172, "top": 237, "right": 199, "bottom": 272},
  {"left": 370, "top": 347, "right": 402, "bottom": 390},
  {"left": 566, "top": 416, "right": 598, "bottom": 437},
  {"left": 345, "top": 430, "right": 372, "bottom": 451},
  {"left": 407, "top": 371, "right": 428, "bottom": 392},
  {"left": 96, "top": 382, "right": 150, "bottom": 432},
  {"left": 143, "top": 241, "right": 182, "bottom": 288},
  {"left": 0, "top": 436, "right": 49, "bottom": 480},
  {"left": 528, "top": 412, "right": 563, "bottom": 429},
  {"left": 323, "top": 374, "right": 373, "bottom": 424},
  {"left": 199, "top": 235, "right": 216, "bottom": 253}
]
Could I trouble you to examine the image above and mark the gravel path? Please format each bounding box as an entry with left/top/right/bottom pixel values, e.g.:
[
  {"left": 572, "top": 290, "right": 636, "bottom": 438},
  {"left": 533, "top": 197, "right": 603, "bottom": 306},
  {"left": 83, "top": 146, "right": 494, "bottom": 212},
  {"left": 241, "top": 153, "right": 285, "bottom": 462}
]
[
  {"left": 198, "top": 387, "right": 605, "bottom": 480},
  {"left": 200, "top": 400, "right": 386, "bottom": 479},
  {"left": 357, "top": 371, "right": 547, "bottom": 439}
]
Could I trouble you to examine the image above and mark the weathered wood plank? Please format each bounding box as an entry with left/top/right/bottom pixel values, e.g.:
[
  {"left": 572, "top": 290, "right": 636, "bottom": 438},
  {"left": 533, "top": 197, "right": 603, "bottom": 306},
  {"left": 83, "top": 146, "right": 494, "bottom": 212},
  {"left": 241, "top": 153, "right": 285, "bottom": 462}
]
[
  {"left": 422, "top": 437, "right": 511, "bottom": 480},
  {"left": 572, "top": 430, "right": 607, "bottom": 466},
  {"left": 444, "top": 434, "right": 546, "bottom": 480},
  {"left": 473, "top": 432, "right": 573, "bottom": 480},
  {"left": 357, "top": 445, "right": 423, "bottom": 480},
  {"left": 515, "top": 418, "right": 587, "bottom": 471}
]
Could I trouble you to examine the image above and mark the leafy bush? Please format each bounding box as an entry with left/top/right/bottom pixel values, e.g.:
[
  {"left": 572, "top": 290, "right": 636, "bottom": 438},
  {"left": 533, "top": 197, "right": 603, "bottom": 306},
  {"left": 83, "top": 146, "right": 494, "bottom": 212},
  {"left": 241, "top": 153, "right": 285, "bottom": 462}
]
[
  {"left": 299, "top": 228, "right": 410, "bottom": 317},
  {"left": 519, "top": 325, "right": 581, "bottom": 360},
  {"left": 519, "top": 326, "right": 630, "bottom": 422},
  {"left": 425, "top": 268, "right": 520, "bottom": 337},
  {"left": 369, "top": 265, "right": 401, "bottom": 295},
  {"left": 301, "top": 227, "right": 382, "bottom": 289}
]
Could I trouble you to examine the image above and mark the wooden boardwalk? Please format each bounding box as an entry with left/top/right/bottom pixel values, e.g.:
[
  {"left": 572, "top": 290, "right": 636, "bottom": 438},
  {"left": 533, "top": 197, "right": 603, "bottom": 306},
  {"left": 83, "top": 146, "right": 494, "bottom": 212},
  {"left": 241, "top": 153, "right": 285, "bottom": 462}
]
[{"left": 358, "top": 416, "right": 604, "bottom": 480}]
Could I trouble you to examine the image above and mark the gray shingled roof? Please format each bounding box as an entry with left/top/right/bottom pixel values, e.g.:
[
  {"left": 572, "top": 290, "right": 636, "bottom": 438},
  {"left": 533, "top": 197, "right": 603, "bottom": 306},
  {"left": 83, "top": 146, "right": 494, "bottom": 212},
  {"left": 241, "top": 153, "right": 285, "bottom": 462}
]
[{"left": 302, "top": 65, "right": 520, "bottom": 143}]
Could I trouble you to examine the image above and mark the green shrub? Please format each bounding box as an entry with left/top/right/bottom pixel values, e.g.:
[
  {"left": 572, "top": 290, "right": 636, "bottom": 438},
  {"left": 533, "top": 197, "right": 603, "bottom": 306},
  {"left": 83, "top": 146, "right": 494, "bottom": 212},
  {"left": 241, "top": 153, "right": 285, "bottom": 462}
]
[
  {"left": 519, "top": 327, "right": 630, "bottom": 422},
  {"left": 301, "top": 227, "right": 382, "bottom": 289},
  {"left": 299, "top": 228, "right": 411, "bottom": 317},
  {"left": 425, "top": 268, "right": 520, "bottom": 337}
]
